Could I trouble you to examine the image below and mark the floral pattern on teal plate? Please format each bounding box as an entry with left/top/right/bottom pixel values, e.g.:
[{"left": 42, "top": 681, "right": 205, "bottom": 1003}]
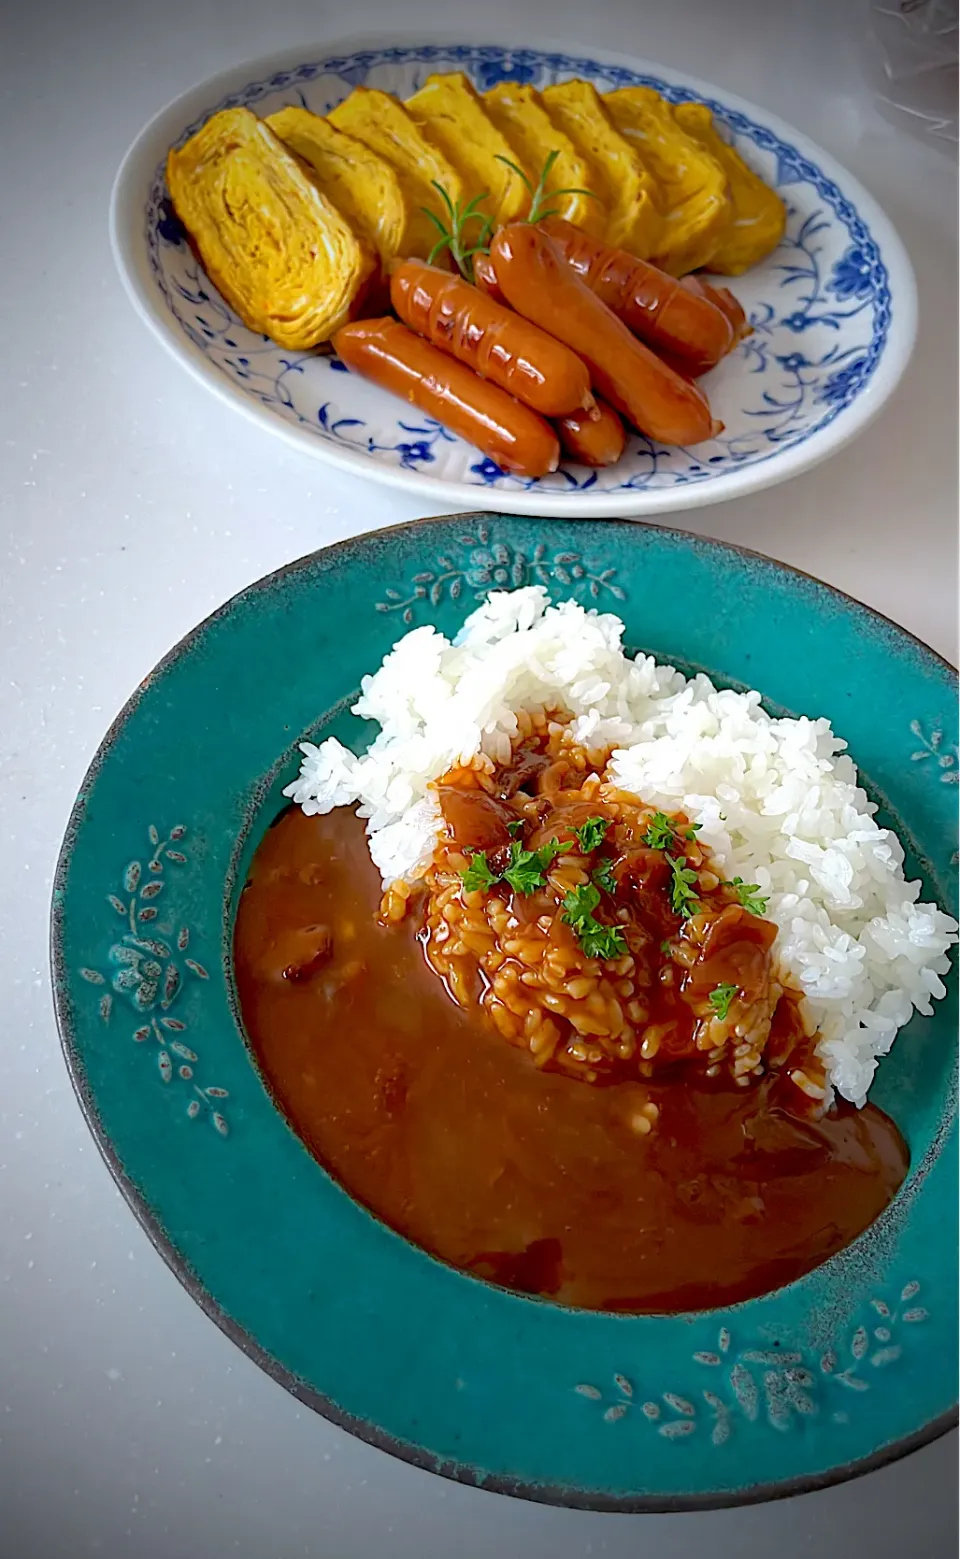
[
  {"left": 375, "top": 520, "right": 626, "bottom": 623},
  {"left": 51, "top": 516, "right": 957, "bottom": 1510},
  {"left": 79, "top": 824, "right": 229, "bottom": 1133},
  {"left": 576, "top": 1280, "right": 930, "bottom": 1441}
]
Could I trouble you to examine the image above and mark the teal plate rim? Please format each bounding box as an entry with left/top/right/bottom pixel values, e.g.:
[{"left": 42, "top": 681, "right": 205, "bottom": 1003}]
[{"left": 50, "top": 515, "right": 958, "bottom": 1511}]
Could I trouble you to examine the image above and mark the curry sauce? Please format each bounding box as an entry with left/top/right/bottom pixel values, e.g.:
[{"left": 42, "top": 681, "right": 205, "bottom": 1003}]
[{"left": 234, "top": 804, "right": 908, "bottom": 1313}]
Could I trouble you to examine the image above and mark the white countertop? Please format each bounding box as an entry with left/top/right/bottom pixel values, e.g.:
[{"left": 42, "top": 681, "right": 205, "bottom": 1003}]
[{"left": 1, "top": 1, "right": 956, "bottom": 1554}]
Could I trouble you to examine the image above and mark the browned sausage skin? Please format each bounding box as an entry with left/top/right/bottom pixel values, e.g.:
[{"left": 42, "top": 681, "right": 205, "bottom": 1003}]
[
  {"left": 333, "top": 317, "right": 561, "bottom": 479},
  {"left": 539, "top": 216, "right": 740, "bottom": 374},
  {"left": 473, "top": 252, "right": 508, "bottom": 306},
  {"left": 557, "top": 400, "right": 626, "bottom": 467},
  {"left": 682, "top": 276, "right": 751, "bottom": 344},
  {"left": 489, "top": 225, "right": 722, "bottom": 446},
  {"left": 390, "top": 260, "right": 596, "bottom": 419}
]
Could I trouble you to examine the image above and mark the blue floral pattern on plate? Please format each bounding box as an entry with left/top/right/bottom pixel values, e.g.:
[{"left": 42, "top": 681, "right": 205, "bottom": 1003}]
[{"left": 143, "top": 44, "right": 894, "bottom": 498}]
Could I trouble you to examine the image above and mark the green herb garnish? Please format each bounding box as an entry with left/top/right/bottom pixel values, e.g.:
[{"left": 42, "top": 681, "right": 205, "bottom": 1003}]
[
  {"left": 422, "top": 184, "right": 495, "bottom": 282},
  {"left": 579, "top": 921, "right": 628, "bottom": 961},
  {"left": 502, "top": 836, "right": 572, "bottom": 896},
  {"left": 562, "top": 882, "right": 602, "bottom": 928},
  {"left": 666, "top": 854, "right": 701, "bottom": 920},
  {"left": 506, "top": 819, "right": 525, "bottom": 837},
  {"left": 574, "top": 816, "right": 609, "bottom": 853},
  {"left": 423, "top": 153, "right": 597, "bottom": 282},
  {"left": 461, "top": 834, "right": 573, "bottom": 896},
  {"left": 460, "top": 850, "right": 499, "bottom": 893},
  {"left": 708, "top": 983, "right": 738, "bottom": 1022},
  {"left": 660, "top": 939, "right": 673, "bottom": 956},
  {"left": 495, "top": 149, "right": 597, "bottom": 226},
  {"left": 592, "top": 857, "right": 617, "bottom": 895},
  {"left": 561, "top": 882, "right": 626, "bottom": 960},
  {"left": 723, "top": 877, "right": 769, "bottom": 916},
  {"left": 684, "top": 824, "right": 702, "bottom": 842},
  {"left": 643, "top": 811, "right": 679, "bottom": 851},
  {"left": 503, "top": 843, "right": 547, "bottom": 896}
]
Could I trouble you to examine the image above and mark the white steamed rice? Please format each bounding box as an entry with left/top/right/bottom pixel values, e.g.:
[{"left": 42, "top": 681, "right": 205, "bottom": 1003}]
[{"left": 284, "top": 587, "right": 957, "bottom": 1106}]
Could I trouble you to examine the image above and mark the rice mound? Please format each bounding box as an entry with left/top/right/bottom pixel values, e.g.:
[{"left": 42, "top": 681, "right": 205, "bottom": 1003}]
[{"left": 284, "top": 587, "right": 957, "bottom": 1106}]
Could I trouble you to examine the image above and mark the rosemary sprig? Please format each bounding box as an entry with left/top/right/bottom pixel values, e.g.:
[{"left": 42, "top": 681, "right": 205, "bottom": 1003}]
[
  {"left": 495, "top": 149, "right": 598, "bottom": 225},
  {"left": 420, "top": 154, "right": 598, "bottom": 283},
  {"left": 421, "top": 183, "right": 495, "bottom": 282}
]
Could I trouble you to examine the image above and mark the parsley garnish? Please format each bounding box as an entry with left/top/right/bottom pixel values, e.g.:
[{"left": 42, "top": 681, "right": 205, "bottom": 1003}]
[
  {"left": 644, "top": 811, "right": 703, "bottom": 851},
  {"left": 460, "top": 850, "right": 498, "bottom": 893},
  {"left": 666, "top": 854, "right": 700, "bottom": 919},
  {"left": 580, "top": 921, "right": 628, "bottom": 960},
  {"left": 723, "top": 876, "right": 769, "bottom": 916},
  {"left": 561, "top": 883, "right": 626, "bottom": 960},
  {"left": 544, "top": 837, "right": 574, "bottom": 862},
  {"left": 502, "top": 836, "right": 572, "bottom": 896},
  {"left": 592, "top": 857, "right": 617, "bottom": 895},
  {"left": 503, "top": 844, "right": 546, "bottom": 895},
  {"left": 660, "top": 939, "right": 673, "bottom": 956},
  {"left": 461, "top": 835, "right": 573, "bottom": 897},
  {"left": 643, "top": 811, "right": 677, "bottom": 851},
  {"left": 562, "top": 883, "right": 602, "bottom": 927},
  {"left": 708, "top": 983, "right": 738, "bottom": 1022},
  {"left": 506, "top": 819, "right": 525, "bottom": 837},
  {"left": 574, "top": 816, "right": 609, "bottom": 853}
]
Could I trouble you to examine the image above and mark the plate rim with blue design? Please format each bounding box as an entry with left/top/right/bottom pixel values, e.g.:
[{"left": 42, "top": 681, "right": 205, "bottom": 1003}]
[
  {"left": 51, "top": 513, "right": 957, "bottom": 1511},
  {"left": 110, "top": 32, "right": 917, "bottom": 518}
]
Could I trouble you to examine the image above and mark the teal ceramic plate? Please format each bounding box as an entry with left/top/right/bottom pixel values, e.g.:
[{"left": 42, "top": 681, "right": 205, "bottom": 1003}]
[{"left": 52, "top": 516, "right": 957, "bottom": 1510}]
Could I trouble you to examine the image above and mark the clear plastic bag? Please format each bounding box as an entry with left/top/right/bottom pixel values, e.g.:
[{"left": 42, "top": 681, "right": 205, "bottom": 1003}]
[{"left": 864, "top": 0, "right": 958, "bottom": 147}]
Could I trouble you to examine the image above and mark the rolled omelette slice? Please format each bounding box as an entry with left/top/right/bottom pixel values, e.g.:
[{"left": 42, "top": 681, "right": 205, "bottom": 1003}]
[
  {"left": 166, "top": 107, "right": 374, "bottom": 350},
  {"left": 483, "top": 81, "right": 607, "bottom": 237},
  {"left": 328, "top": 87, "right": 463, "bottom": 260},
  {"left": 672, "top": 103, "right": 786, "bottom": 275},
  {"left": 540, "top": 80, "right": 662, "bottom": 259},
  {"left": 405, "top": 72, "right": 530, "bottom": 228},
  {"left": 265, "top": 106, "right": 408, "bottom": 265},
  {"left": 604, "top": 88, "right": 731, "bottom": 276}
]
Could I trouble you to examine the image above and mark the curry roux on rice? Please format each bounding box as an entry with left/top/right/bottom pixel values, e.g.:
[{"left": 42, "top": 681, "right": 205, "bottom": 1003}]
[{"left": 234, "top": 718, "right": 908, "bottom": 1313}]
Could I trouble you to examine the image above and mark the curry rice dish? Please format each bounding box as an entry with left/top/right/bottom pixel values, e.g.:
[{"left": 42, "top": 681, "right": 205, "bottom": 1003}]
[{"left": 234, "top": 590, "right": 956, "bottom": 1312}]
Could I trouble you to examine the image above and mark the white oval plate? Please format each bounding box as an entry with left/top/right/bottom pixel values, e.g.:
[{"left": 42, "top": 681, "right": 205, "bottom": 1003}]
[{"left": 111, "top": 34, "right": 916, "bottom": 518}]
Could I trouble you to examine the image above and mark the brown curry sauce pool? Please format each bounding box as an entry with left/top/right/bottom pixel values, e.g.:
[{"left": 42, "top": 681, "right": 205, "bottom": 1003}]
[{"left": 235, "top": 787, "right": 908, "bottom": 1314}]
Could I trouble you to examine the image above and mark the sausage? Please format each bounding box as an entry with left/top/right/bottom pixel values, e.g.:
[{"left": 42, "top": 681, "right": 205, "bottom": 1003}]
[
  {"left": 489, "top": 225, "right": 722, "bottom": 446},
  {"left": 484, "top": 229, "right": 749, "bottom": 361},
  {"left": 332, "top": 317, "right": 561, "bottom": 479},
  {"left": 539, "top": 216, "right": 738, "bottom": 373},
  {"left": 557, "top": 400, "right": 626, "bottom": 467},
  {"left": 682, "top": 276, "right": 750, "bottom": 344},
  {"left": 473, "top": 252, "right": 507, "bottom": 305},
  {"left": 390, "top": 259, "right": 595, "bottom": 418}
]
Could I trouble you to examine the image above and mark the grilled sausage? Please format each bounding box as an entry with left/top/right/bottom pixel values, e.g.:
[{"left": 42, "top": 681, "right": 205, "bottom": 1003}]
[
  {"left": 682, "top": 275, "right": 750, "bottom": 343},
  {"left": 557, "top": 400, "right": 626, "bottom": 466},
  {"left": 390, "top": 260, "right": 595, "bottom": 418},
  {"left": 333, "top": 317, "right": 561, "bottom": 479},
  {"left": 539, "top": 217, "right": 741, "bottom": 373},
  {"left": 473, "top": 252, "right": 508, "bottom": 305},
  {"left": 489, "top": 225, "right": 722, "bottom": 446}
]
